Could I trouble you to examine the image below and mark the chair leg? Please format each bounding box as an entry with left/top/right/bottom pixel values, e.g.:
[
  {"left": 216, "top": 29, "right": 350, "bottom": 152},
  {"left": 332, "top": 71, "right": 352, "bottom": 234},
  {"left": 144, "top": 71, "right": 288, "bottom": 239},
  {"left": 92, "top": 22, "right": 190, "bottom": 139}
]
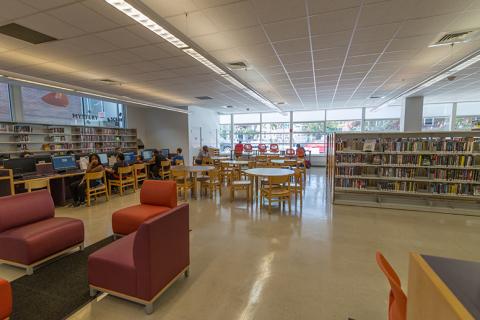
[
  {"left": 87, "top": 193, "right": 91, "bottom": 207},
  {"left": 184, "top": 268, "right": 190, "bottom": 277}
]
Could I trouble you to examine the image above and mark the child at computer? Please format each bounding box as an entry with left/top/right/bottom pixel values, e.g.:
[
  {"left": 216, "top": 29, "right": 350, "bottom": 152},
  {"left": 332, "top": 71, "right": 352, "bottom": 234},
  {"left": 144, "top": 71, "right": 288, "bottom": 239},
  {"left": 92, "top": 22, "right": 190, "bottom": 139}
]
[
  {"left": 171, "top": 148, "right": 184, "bottom": 165},
  {"left": 69, "top": 153, "right": 104, "bottom": 207},
  {"left": 105, "top": 152, "right": 127, "bottom": 180}
]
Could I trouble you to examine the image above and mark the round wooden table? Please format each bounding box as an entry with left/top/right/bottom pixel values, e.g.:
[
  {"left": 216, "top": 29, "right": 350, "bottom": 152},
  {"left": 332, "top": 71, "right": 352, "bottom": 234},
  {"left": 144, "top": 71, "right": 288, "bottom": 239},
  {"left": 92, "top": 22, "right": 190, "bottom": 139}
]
[
  {"left": 221, "top": 160, "right": 249, "bottom": 180},
  {"left": 243, "top": 168, "right": 294, "bottom": 205},
  {"left": 172, "top": 165, "right": 215, "bottom": 197}
]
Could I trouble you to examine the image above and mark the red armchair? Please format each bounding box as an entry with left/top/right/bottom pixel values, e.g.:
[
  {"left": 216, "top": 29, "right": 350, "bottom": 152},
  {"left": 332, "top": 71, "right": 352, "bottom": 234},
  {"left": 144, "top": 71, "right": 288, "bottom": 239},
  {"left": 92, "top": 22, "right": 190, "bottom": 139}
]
[
  {"left": 0, "top": 278, "right": 12, "bottom": 320},
  {"left": 112, "top": 180, "right": 177, "bottom": 236},
  {"left": 89, "top": 204, "right": 190, "bottom": 314},
  {"left": 257, "top": 144, "right": 267, "bottom": 154},
  {"left": 244, "top": 144, "right": 253, "bottom": 153},
  {"left": 285, "top": 148, "right": 295, "bottom": 157},
  {"left": 270, "top": 144, "right": 279, "bottom": 153},
  {"left": 0, "top": 190, "right": 84, "bottom": 275}
]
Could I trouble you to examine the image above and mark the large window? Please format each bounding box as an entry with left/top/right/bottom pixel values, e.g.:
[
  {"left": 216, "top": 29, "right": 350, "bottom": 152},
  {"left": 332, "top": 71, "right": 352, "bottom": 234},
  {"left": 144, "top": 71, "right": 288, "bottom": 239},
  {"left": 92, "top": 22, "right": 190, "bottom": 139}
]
[
  {"left": 0, "top": 83, "right": 11, "bottom": 121},
  {"left": 22, "top": 87, "right": 84, "bottom": 125},
  {"left": 293, "top": 111, "right": 326, "bottom": 155},
  {"left": 326, "top": 108, "right": 362, "bottom": 132},
  {"left": 456, "top": 102, "right": 480, "bottom": 130},
  {"left": 233, "top": 113, "right": 260, "bottom": 145},
  {"left": 83, "top": 98, "right": 124, "bottom": 127},
  {"left": 422, "top": 104, "right": 452, "bottom": 131},
  {"left": 364, "top": 106, "right": 401, "bottom": 131},
  {"left": 261, "top": 112, "right": 290, "bottom": 150},
  {"left": 218, "top": 114, "right": 232, "bottom": 153}
]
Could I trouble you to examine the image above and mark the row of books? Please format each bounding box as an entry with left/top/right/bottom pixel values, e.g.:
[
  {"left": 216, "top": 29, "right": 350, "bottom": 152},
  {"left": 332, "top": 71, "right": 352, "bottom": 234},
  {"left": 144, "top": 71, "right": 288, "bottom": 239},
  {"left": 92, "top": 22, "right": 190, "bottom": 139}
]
[
  {"left": 428, "top": 169, "right": 480, "bottom": 181},
  {"left": 336, "top": 154, "right": 478, "bottom": 167},
  {"left": 430, "top": 183, "right": 479, "bottom": 195},
  {"left": 74, "top": 136, "right": 121, "bottom": 142},
  {"left": 336, "top": 137, "right": 479, "bottom": 153}
]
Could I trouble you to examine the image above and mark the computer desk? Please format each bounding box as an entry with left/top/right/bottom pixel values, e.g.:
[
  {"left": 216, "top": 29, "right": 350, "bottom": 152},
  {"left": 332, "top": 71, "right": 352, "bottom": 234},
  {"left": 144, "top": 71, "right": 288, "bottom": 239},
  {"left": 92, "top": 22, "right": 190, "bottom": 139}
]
[
  {"left": 13, "top": 171, "right": 85, "bottom": 206},
  {"left": 407, "top": 253, "right": 479, "bottom": 320}
]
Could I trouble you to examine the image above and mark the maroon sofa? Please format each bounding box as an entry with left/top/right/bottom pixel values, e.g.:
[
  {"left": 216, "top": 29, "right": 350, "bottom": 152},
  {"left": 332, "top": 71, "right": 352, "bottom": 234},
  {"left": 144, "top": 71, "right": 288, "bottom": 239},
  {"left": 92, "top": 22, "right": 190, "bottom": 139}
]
[
  {"left": 0, "top": 190, "right": 84, "bottom": 275},
  {"left": 88, "top": 203, "right": 189, "bottom": 314}
]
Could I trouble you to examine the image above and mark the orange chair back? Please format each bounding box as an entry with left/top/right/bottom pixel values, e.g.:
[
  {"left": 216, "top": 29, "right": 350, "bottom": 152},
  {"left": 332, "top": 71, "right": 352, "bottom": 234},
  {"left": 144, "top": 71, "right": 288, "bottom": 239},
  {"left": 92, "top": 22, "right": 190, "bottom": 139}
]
[
  {"left": 244, "top": 144, "right": 253, "bottom": 152},
  {"left": 376, "top": 252, "right": 407, "bottom": 320},
  {"left": 270, "top": 144, "right": 279, "bottom": 153},
  {"left": 285, "top": 148, "right": 295, "bottom": 156},
  {"left": 258, "top": 144, "right": 267, "bottom": 153}
]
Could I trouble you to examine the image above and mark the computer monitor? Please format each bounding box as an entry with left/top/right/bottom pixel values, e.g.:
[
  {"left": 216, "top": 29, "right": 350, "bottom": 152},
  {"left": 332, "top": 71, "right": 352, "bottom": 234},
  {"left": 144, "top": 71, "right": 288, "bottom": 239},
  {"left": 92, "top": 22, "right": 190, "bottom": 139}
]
[
  {"left": 142, "top": 150, "right": 153, "bottom": 161},
  {"left": 4, "top": 158, "right": 37, "bottom": 175},
  {"left": 161, "top": 148, "right": 169, "bottom": 157},
  {"left": 34, "top": 154, "right": 52, "bottom": 164},
  {"left": 52, "top": 155, "right": 77, "bottom": 171},
  {"left": 123, "top": 152, "right": 136, "bottom": 165},
  {"left": 98, "top": 153, "right": 108, "bottom": 165}
]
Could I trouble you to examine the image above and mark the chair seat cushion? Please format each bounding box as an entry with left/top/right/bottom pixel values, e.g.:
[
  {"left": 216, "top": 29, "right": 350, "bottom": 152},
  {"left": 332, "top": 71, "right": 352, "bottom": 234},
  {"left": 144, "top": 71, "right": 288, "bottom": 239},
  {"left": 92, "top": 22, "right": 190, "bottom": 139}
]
[
  {"left": 88, "top": 232, "right": 137, "bottom": 297},
  {"left": 112, "top": 204, "right": 171, "bottom": 235},
  {"left": 0, "top": 217, "right": 84, "bottom": 265}
]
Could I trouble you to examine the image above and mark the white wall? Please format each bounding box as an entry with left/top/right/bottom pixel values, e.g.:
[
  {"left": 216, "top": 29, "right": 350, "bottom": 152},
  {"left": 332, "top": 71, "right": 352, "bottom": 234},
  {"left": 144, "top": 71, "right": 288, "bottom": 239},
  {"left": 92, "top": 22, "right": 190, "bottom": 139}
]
[
  {"left": 188, "top": 106, "right": 218, "bottom": 163},
  {"left": 126, "top": 104, "right": 189, "bottom": 161}
]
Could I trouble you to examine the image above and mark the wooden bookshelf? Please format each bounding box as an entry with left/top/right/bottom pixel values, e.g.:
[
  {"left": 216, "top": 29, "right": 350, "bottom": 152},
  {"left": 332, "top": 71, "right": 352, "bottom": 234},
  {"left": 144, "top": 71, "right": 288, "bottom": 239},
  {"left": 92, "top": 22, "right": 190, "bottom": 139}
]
[
  {"left": 328, "top": 131, "right": 480, "bottom": 216},
  {"left": 0, "top": 122, "right": 137, "bottom": 155}
]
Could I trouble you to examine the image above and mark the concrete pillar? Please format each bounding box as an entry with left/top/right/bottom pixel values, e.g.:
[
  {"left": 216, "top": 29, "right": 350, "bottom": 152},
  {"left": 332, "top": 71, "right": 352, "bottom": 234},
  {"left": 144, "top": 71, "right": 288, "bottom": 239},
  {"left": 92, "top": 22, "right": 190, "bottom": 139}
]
[{"left": 401, "top": 96, "right": 424, "bottom": 132}]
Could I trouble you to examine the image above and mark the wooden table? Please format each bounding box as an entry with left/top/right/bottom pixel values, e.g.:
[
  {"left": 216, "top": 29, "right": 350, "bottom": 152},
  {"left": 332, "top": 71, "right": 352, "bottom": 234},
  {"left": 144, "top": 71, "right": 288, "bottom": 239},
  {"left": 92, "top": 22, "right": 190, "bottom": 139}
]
[
  {"left": 173, "top": 165, "right": 215, "bottom": 198},
  {"left": 243, "top": 168, "right": 294, "bottom": 205},
  {"left": 408, "top": 253, "right": 480, "bottom": 320},
  {"left": 221, "top": 160, "right": 249, "bottom": 180}
]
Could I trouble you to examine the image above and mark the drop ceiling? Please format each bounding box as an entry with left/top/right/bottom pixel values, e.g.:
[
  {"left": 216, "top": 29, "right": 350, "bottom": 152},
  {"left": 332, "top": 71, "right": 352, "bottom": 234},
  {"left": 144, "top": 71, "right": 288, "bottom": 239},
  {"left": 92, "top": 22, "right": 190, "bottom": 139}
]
[{"left": 0, "top": 0, "right": 479, "bottom": 113}]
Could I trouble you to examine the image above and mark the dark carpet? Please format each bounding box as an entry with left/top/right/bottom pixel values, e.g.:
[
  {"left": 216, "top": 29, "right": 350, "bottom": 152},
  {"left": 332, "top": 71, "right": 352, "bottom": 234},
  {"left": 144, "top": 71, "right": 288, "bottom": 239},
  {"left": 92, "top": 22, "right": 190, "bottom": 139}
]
[{"left": 11, "top": 236, "right": 114, "bottom": 320}]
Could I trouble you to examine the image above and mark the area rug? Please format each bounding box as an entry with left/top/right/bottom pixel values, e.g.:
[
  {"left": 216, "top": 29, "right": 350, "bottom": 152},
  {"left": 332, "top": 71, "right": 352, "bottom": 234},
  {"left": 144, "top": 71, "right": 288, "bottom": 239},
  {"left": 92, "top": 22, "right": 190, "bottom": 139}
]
[{"left": 10, "top": 236, "right": 114, "bottom": 320}]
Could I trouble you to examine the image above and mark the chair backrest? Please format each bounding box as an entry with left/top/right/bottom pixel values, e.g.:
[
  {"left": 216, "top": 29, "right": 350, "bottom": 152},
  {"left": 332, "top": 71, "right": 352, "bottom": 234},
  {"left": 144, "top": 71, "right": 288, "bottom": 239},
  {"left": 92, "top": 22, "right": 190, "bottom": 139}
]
[
  {"left": 258, "top": 144, "right": 267, "bottom": 153},
  {"left": 0, "top": 190, "right": 54, "bottom": 232},
  {"left": 161, "top": 160, "right": 171, "bottom": 168},
  {"left": 175, "top": 159, "right": 184, "bottom": 166},
  {"left": 202, "top": 157, "right": 213, "bottom": 165},
  {"left": 118, "top": 166, "right": 133, "bottom": 175},
  {"left": 244, "top": 144, "right": 253, "bottom": 152},
  {"left": 133, "top": 163, "right": 146, "bottom": 173},
  {"left": 26, "top": 179, "right": 49, "bottom": 192},
  {"left": 172, "top": 168, "right": 187, "bottom": 179},
  {"left": 208, "top": 169, "right": 219, "bottom": 181},
  {"left": 270, "top": 144, "right": 279, "bottom": 152},
  {"left": 234, "top": 144, "right": 244, "bottom": 154},
  {"left": 269, "top": 175, "right": 290, "bottom": 186},
  {"left": 376, "top": 252, "right": 407, "bottom": 320},
  {"left": 285, "top": 148, "right": 295, "bottom": 156},
  {"left": 133, "top": 204, "right": 190, "bottom": 301},
  {"left": 140, "top": 180, "right": 177, "bottom": 207},
  {"left": 296, "top": 148, "right": 305, "bottom": 158},
  {"left": 85, "top": 171, "right": 105, "bottom": 182}
]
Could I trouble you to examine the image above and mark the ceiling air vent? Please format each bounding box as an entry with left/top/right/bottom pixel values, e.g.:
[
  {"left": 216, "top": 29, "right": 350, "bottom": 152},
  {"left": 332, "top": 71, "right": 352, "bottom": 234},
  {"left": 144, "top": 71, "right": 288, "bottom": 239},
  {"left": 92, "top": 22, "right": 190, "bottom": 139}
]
[
  {"left": 195, "top": 96, "right": 213, "bottom": 100},
  {"left": 227, "top": 61, "right": 249, "bottom": 70},
  {"left": 430, "top": 29, "right": 480, "bottom": 47},
  {"left": 97, "top": 79, "right": 122, "bottom": 86},
  {"left": 0, "top": 23, "right": 57, "bottom": 44}
]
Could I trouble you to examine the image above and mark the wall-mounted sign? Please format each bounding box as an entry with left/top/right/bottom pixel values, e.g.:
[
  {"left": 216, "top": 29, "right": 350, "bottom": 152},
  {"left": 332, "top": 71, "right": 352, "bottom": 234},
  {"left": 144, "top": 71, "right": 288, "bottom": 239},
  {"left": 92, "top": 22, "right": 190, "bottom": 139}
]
[{"left": 72, "top": 113, "right": 99, "bottom": 120}]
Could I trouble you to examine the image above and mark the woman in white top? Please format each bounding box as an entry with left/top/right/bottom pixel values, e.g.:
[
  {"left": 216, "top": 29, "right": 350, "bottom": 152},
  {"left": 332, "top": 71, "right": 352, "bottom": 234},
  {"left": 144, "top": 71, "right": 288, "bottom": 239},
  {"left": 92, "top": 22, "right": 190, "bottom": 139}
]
[{"left": 195, "top": 146, "right": 209, "bottom": 165}]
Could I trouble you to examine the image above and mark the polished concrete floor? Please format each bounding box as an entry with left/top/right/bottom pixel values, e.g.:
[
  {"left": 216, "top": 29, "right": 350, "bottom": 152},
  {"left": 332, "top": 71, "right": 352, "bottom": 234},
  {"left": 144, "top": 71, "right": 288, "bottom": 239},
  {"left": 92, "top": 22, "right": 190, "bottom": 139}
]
[{"left": 2, "top": 168, "right": 480, "bottom": 319}]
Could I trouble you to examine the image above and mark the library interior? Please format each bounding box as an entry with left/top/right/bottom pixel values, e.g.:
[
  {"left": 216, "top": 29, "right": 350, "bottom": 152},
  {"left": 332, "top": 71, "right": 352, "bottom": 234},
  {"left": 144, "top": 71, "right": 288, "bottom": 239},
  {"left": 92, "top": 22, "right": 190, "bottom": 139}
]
[{"left": 1, "top": 1, "right": 480, "bottom": 319}]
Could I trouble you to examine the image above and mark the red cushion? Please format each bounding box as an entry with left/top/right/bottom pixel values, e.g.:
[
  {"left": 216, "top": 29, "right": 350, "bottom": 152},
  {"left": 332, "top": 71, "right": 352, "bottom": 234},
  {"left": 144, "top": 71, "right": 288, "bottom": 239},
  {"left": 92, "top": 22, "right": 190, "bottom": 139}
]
[
  {"left": 0, "top": 278, "right": 12, "bottom": 320},
  {"left": 112, "top": 205, "right": 171, "bottom": 236},
  {"left": 88, "top": 233, "right": 137, "bottom": 297},
  {"left": 0, "top": 217, "right": 84, "bottom": 265},
  {"left": 140, "top": 180, "right": 177, "bottom": 208}
]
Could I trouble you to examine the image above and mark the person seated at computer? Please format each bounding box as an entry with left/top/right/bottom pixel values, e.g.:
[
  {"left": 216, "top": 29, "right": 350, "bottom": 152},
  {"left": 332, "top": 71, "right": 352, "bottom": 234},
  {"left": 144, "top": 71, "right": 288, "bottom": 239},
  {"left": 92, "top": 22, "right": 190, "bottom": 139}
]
[
  {"left": 134, "top": 154, "right": 144, "bottom": 164},
  {"left": 105, "top": 153, "right": 127, "bottom": 180},
  {"left": 150, "top": 150, "right": 167, "bottom": 177},
  {"left": 195, "top": 146, "right": 209, "bottom": 165},
  {"left": 171, "top": 148, "right": 184, "bottom": 165},
  {"left": 69, "top": 153, "right": 104, "bottom": 207}
]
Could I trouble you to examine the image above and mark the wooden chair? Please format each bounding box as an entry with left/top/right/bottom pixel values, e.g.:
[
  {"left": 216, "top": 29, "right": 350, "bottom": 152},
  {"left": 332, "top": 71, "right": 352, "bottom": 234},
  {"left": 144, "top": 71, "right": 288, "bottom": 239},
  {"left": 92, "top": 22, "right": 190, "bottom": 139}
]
[
  {"left": 241, "top": 161, "right": 255, "bottom": 180},
  {"left": 260, "top": 175, "right": 291, "bottom": 213},
  {"left": 219, "top": 162, "right": 234, "bottom": 185},
  {"left": 284, "top": 159, "right": 298, "bottom": 168},
  {"left": 133, "top": 163, "right": 147, "bottom": 189},
  {"left": 296, "top": 159, "right": 307, "bottom": 181},
  {"left": 202, "top": 157, "right": 213, "bottom": 165},
  {"left": 175, "top": 159, "right": 185, "bottom": 166},
  {"left": 25, "top": 178, "right": 50, "bottom": 193},
  {"left": 85, "top": 171, "right": 109, "bottom": 207},
  {"left": 108, "top": 166, "right": 136, "bottom": 196},
  {"left": 230, "top": 178, "right": 252, "bottom": 202},
  {"left": 200, "top": 169, "right": 222, "bottom": 198},
  {"left": 159, "top": 160, "right": 171, "bottom": 180},
  {"left": 291, "top": 168, "right": 304, "bottom": 207},
  {"left": 171, "top": 168, "right": 192, "bottom": 201}
]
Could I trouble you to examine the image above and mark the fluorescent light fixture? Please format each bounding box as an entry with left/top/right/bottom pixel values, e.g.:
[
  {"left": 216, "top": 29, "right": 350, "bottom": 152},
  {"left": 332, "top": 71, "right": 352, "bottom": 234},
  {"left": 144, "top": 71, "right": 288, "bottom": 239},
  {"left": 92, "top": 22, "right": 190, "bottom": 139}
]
[
  {"left": 221, "top": 74, "right": 246, "bottom": 89},
  {"left": 182, "top": 48, "right": 226, "bottom": 75},
  {"left": 105, "top": 0, "right": 188, "bottom": 49},
  {"left": 6, "top": 76, "right": 74, "bottom": 91}
]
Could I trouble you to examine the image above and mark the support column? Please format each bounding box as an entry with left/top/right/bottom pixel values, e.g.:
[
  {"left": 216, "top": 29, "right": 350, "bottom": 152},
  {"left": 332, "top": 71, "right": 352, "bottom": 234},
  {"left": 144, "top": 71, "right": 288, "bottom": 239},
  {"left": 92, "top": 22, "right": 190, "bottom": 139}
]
[{"left": 401, "top": 96, "right": 424, "bottom": 132}]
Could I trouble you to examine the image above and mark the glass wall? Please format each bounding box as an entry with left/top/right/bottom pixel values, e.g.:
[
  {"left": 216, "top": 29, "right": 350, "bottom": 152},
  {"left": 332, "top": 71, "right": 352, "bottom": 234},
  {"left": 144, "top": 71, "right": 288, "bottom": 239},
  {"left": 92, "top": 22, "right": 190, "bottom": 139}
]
[
  {"left": 0, "top": 82, "right": 11, "bottom": 121},
  {"left": 364, "top": 105, "right": 401, "bottom": 131},
  {"left": 326, "top": 108, "right": 362, "bottom": 132},
  {"left": 292, "top": 111, "right": 325, "bottom": 155},
  {"left": 261, "top": 112, "right": 290, "bottom": 151},
  {"left": 456, "top": 102, "right": 480, "bottom": 130},
  {"left": 83, "top": 98, "right": 124, "bottom": 127},
  {"left": 422, "top": 104, "right": 452, "bottom": 131},
  {"left": 233, "top": 113, "right": 261, "bottom": 145},
  {"left": 218, "top": 114, "right": 232, "bottom": 153}
]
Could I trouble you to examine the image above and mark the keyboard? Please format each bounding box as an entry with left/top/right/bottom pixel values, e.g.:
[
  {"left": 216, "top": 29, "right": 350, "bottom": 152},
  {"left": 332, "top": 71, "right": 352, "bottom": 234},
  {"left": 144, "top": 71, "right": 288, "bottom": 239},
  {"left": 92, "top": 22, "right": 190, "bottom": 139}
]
[{"left": 17, "top": 174, "right": 45, "bottom": 180}]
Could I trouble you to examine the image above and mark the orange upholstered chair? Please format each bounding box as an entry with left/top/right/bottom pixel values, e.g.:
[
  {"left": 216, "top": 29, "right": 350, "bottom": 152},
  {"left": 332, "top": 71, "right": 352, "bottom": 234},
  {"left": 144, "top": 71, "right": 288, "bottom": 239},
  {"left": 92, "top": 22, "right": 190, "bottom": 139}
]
[
  {"left": 112, "top": 180, "right": 177, "bottom": 236},
  {"left": 244, "top": 144, "right": 253, "bottom": 153},
  {"left": 285, "top": 148, "right": 295, "bottom": 157},
  {"left": 270, "top": 144, "right": 279, "bottom": 153},
  {"left": 257, "top": 144, "right": 267, "bottom": 154},
  {"left": 376, "top": 251, "right": 407, "bottom": 320},
  {"left": 0, "top": 278, "right": 12, "bottom": 320}
]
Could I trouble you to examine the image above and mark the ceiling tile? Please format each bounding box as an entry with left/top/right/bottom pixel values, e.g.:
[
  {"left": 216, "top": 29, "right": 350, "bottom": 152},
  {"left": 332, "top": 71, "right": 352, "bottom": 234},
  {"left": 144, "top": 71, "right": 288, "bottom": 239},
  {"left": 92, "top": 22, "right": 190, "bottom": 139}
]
[
  {"left": 251, "top": 0, "right": 306, "bottom": 24},
  {"left": 167, "top": 11, "right": 218, "bottom": 37},
  {"left": 310, "top": 7, "right": 358, "bottom": 35},
  {"left": 15, "top": 13, "right": 85, "bottom": 39},
  {"left": 96, "top": 28, "right": 150, "bottom": 49},
  {"left": 203, "top": 1, "right": 258, "bottom": 31},
  {"left": 264, "top": 18, "right": 308, "bottom": 42},
  {"left": 49, "top": 3, "right": 118, "bottom": 33}
]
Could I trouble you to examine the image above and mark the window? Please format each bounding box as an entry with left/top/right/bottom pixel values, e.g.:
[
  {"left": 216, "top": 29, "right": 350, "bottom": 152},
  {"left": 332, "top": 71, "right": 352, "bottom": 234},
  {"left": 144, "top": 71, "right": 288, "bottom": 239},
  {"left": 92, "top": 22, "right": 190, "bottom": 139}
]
[
  {"left": 422, "top": 104, "right": 452, "bottom": 131},
  {"left": 261, "top": 112, "right": 290, "bottom": 150},
  {"left": 364, "top": 106, "right": 401, "bottom": 131},
  {"left": 83, "top": 98, "right": 124, "bottom": 127},
  {"left": 21, "top": 87, "right": 84, "bottom": 125},
  {"left": 293, "top": 111, "right": 326, "bottom": 155},
  {"left": 456, "top": 102, "right": 480, "bottom": 130},
  {"left": 233, "top": 113, "right": 261, "bottom": 145},
  {"left": 0, "top": 83, "right": 11, "bottom": 121},
  {"left": 218, "top": 114, "right": 232, "bottom": 152},
  {"left": 326, "top": 108, "right": 362, "bottom": 132}
]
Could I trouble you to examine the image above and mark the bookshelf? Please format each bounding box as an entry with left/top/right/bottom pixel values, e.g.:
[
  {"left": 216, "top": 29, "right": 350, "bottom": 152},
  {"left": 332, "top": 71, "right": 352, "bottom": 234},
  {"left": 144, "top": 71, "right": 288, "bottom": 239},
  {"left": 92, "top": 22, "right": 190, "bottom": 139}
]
[
  {"left": 328, "top": 131, "right": 480, "bottom": 215},
  {"left": 0, "top": 121, "right": 137, "bottom": 155}
]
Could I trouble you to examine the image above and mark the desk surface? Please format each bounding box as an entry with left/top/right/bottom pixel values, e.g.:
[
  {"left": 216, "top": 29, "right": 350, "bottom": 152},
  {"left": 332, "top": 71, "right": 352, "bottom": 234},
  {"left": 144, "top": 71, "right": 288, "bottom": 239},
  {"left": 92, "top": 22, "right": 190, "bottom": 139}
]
[
  {"left": 423, "top": 255, "right": 480, "bottom": 319},
  {"left": 13, "top": 171, "right": 85, "bottom": 184},
  {"left": 244, "top": 168, "right": 294, "bottom": 177}
]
